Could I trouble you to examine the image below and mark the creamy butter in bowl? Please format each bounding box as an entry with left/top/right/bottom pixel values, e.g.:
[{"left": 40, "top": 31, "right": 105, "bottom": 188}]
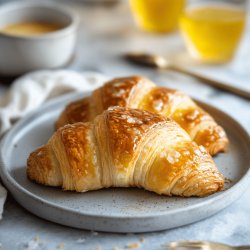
[{"left": 0, "top": 2, "right": 78, "bottom": 76}]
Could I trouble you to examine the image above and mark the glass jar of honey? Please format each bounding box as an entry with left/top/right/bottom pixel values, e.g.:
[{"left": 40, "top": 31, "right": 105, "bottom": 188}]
[
  {"left": 129, "top": 0, "right": 186, "bottom": 33},
  {"left": 179, "top": 0, "right": 246, "bottom": 63}
]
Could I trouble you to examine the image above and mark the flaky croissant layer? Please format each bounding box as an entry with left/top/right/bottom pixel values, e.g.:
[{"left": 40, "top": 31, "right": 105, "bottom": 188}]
[
  {"left": 27, "top": 107, "right": 224, "bottom": 197},
  {"left": 56, "top": 76, "right": 229, "bottom": 156}
]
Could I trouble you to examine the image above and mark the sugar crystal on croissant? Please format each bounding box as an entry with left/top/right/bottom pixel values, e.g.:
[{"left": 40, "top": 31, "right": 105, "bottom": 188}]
[{"left": 27, "top": 107, "right": 224, "bottom": 197}]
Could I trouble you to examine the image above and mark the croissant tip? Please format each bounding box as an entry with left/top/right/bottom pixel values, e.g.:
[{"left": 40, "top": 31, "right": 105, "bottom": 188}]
[
  {"left": 27, "top": 150, "right": 41, "bottom": 183},
  {"left": 27, "top": 145, "right": 62, "bottom": 187},
  {"left": 208, "top": 138, "right": 230, "bottom": 156}
]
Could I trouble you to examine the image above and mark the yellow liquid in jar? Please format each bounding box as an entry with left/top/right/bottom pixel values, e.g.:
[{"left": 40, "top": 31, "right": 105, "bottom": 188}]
[
  {"left": 180, "top": 5, "right": 246, "bottom": 63},
  {"left": 129, "top": 0, "right": 186, "bottom": 33},
  {"left": 0, "top": 22, "right": 62, "bottom": 36}
]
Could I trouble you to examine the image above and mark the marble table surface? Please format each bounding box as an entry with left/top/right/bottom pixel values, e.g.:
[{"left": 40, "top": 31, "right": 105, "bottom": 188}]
[{"left": 0, "top": 1, "right": 250, "bottom": 249}]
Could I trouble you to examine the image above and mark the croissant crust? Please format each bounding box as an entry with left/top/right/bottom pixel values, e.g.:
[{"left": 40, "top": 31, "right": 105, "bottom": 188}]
[{"left": 28, "top": 107, "right": 224, "bottom": 197}]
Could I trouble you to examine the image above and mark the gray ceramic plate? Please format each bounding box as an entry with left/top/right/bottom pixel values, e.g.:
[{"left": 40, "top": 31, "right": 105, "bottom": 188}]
[{"left": 1, "top": 92, "right": 250, "bottom": 233}]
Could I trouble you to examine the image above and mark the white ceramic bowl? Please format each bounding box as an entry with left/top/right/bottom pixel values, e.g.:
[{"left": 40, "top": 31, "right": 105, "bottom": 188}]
[{"left": 0, "top": 2, "right": 78, "bottom": 76}]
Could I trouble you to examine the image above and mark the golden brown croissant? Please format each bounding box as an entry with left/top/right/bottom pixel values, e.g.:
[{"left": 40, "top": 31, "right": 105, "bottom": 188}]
[
  {"left": 56, "top": 76, "right": 229, "bottom": 156},
  {"left": 28, "top": 107, "right": 224, "bottom": 197}
]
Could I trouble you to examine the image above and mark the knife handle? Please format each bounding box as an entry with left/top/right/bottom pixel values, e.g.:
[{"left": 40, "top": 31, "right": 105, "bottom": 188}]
[{"left": 170, "top": 65, "right": 250, "bottom": 100}]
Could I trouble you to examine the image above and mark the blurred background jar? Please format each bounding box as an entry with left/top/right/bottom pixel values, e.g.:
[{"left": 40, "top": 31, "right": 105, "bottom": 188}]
[
  {"left": 129, "top": 0, "right": 186, "bottom": 33},
  {"left": 179, "top": 0, "right": 247, "bottom": 64}
]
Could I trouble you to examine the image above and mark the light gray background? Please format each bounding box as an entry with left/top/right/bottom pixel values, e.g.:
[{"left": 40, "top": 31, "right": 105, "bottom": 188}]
[{"left": 0, "top": 1, "right": 250, "bottom": 249}]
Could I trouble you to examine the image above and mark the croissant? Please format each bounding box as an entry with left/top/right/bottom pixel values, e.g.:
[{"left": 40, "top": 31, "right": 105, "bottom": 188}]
[
  {"left": 56, "top": 76, "right": 229, "bottom": 156},
  {"left": 27, "top": 107, "right": 224, "bottom": 197}
]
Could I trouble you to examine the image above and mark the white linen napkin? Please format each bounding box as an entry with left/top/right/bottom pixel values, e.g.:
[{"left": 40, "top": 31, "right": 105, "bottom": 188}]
[{"left": 0, "top": 70, "right": 108, "bottom": 219}]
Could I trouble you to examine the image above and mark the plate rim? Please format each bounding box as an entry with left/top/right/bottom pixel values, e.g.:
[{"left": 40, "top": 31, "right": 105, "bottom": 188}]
[{"left": 1, "top": 91, "right": 250, "bottom": 220}]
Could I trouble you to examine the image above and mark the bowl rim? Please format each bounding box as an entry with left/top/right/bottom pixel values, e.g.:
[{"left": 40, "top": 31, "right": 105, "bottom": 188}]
[{"left": 0, "top": 1, "right": 79, "bottom": 40}]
